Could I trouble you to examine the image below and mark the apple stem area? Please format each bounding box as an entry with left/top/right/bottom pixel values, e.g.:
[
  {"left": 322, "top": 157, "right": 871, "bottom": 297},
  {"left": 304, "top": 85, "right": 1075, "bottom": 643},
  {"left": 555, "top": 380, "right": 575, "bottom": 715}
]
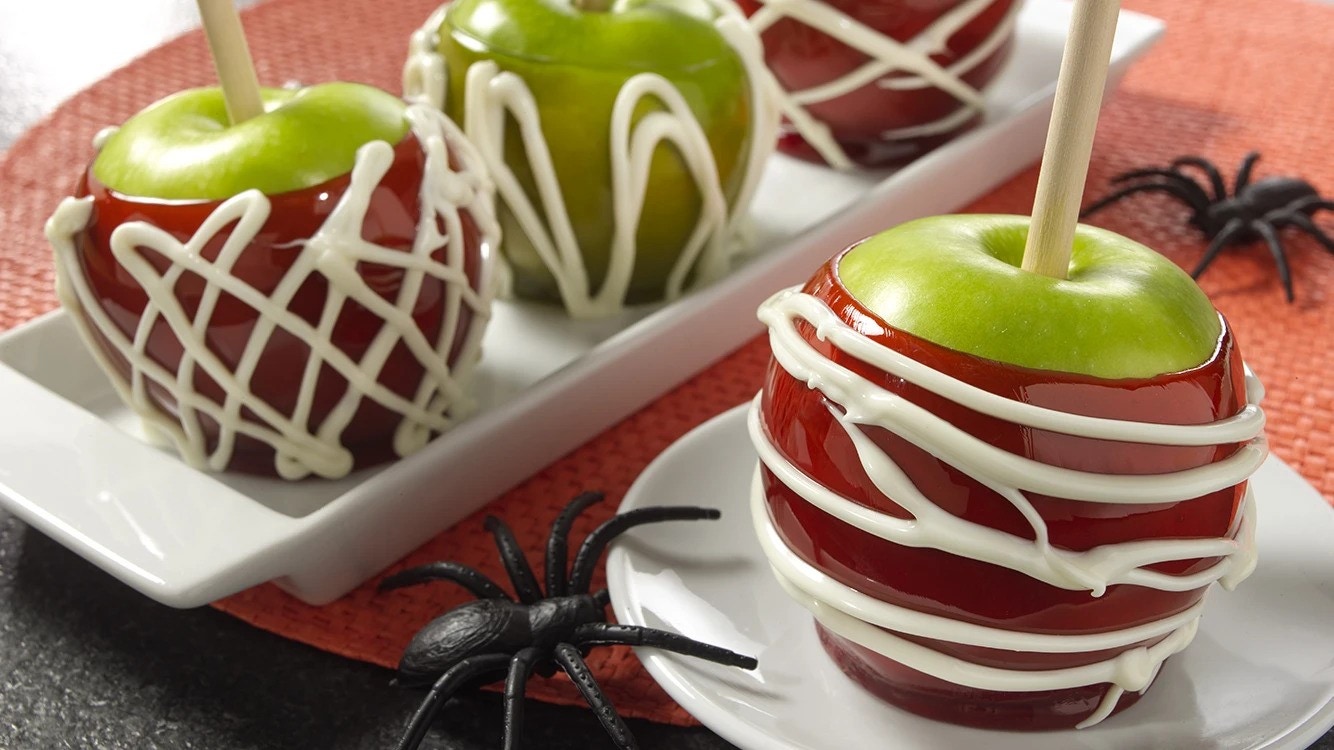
[
  {"left": 195, "top": 0, "right": 264, "bottom": 124},
  {"left": 1021, "top": 0, "right": 1122, "bottom": 280},
  {"left": 572, "top": 0, "right": 615, "bottom": 11}
]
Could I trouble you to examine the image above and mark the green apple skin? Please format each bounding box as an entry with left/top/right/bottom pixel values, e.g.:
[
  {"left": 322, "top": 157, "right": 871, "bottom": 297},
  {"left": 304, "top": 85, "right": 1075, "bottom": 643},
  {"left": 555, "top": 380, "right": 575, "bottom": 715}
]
[
  {"left": 440, "top": 0, "right": 753, "bottom": 305},
  {"left": 92, "top": 83, "right": 410, "bottom": 200},
  {"left": 836, "top": 215, "right": 1223, "bottom": 379}
]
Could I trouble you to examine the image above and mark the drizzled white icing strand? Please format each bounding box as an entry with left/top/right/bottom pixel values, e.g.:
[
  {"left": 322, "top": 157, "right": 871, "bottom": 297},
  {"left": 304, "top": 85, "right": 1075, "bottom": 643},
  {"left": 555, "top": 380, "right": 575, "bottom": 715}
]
[
  {"left": 749, "top": 396, "right": 1259, "bottom": 595},
  {"left": 47, "top": 104, "right": 500, "bottom": 480},
  {"left": 755, "top": 288, "right": 1263, "bottom": 589},
  {"left": 91, "top": 126, "right": 119, "bottom": 151},
  {"left": 774, "top": 292, "right": 1265, "bottom": 446},
  {"left": 462, "top": 62, "right": 732, "bottom": 316},
  {"left": 752, "top": 467, "right": 1212, "bottom": 653},
  {"left": 764, "top": 547, "right": 1195, "bottom": 731},
  {"left": 403, "top": 3, "right": 450, "bottom": 111},
  {"left": 749, "top": 287, "right": 1266, "bottom": 727},
  {"left": 757, "top": 474, "right": 1199, "bottom": 703},
  {"left": 759, "top": 290, "right": 1267, "bottom": 503},
  {"left": 745, "top": 0, "right": 1021, "bottom": 168},
  {"left": 404, "top": 3, "right": 780, "bottom": 319}
]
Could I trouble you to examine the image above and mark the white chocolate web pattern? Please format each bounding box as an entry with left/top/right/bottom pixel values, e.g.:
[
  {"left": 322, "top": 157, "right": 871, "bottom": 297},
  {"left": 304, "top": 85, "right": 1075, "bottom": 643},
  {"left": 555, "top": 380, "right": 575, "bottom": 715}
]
[
  {"left": 404, "top": 3, "right": 780, "bottom": 319},
  {"left": 745, "top": 0, "right": 1021, "bottom": 169},
  {"left": 750, "top": 288, "right": 1267, "bottom": 727},
  {"left": 47, "top": 105, "right": 500, "bottom": 480}
]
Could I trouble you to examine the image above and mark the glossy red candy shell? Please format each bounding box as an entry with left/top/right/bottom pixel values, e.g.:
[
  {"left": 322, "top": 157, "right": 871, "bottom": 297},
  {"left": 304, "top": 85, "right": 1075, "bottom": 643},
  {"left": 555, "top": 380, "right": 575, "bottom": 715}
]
[
  {"left": 736, "top": 0, "right": 1019, "bottom": 167},
  {"left": 757, "top": 253, "right": 1249, "bottom": 728},
  {"left": 67, "top": 133, "right": 487, "bottom": 476}
]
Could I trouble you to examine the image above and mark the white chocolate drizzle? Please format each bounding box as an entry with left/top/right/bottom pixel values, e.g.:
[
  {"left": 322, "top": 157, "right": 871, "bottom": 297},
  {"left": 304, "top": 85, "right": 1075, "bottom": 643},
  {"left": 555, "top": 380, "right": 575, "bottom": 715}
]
[
  {"left": 749, "top": 287, "right": 1267, "bottom": 727},
  {"left": 744, "top": 0, "right": 1022, "bottom": 168},
  {"left": 47, "top": 104, "right": 500, "bottom": 480},
  {"left": 404, "top": 3, "right": 780, "bottom": 319},
  {"left": 92, "top": 126, "right": 119, "bottom": 151}
]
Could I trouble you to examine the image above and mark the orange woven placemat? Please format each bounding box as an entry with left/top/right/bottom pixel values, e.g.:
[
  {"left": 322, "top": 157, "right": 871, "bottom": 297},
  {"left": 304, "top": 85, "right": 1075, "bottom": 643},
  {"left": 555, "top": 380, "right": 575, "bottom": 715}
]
[{"left": 1, "top": 0, "right": 1332, "bottom": 729}]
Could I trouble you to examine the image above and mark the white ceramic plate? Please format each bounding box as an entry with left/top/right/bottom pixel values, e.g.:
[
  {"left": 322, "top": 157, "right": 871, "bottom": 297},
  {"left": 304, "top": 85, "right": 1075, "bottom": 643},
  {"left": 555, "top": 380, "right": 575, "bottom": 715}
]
[
  {"left": 608, "top": 405, "right": 1334, "bottom": 750},
  {"left": 0, "top": 4, "right": 1165, "bottom": 608}
]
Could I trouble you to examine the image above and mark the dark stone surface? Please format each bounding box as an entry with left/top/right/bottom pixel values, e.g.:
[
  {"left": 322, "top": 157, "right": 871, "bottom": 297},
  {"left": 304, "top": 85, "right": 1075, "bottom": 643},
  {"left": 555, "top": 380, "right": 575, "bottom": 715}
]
[{"left": 0, "top": 509, "right": 732, "bottom": 750}]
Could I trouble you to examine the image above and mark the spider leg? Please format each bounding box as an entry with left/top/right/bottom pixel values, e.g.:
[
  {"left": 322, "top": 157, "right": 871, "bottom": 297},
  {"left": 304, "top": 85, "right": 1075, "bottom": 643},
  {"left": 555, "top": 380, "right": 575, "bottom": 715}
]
[
  {"left": 572, "top": 623, "right": 758, "bottom": 670},
  {"left": 1265, "top": 198, "right": 1334, "bottom": 245},
  {"left": 568, "top": 507, "right": 721, "bottom": 595},
  {"left": 1191, "top": 218, "right": 1247, "bottom": 282},
  {"left": 484, "top": 516, "right": 545, "bottom": 603},
  {"left": 554, "top": 642, "right": 639, "bottom": 750},
  {"left": 1111, "top": 168, "right": 1212, "bottom": 208},
  {"left": 545, "top": 491, "right": 606, "bottom": 599},
  {"left": 1235, "top": 152, "right": 1262, "bottom": 192},
  {"left": 1287, "top": 197, "right": 1334, "bottom": 217},
  {"left": 1251, "top": 220, "right": 1296, "bottom": 302},
  {"left": 394, "top": 653, "right": 511, "bottom": 750},
  {"left": 1170, "top": 156, "right": 1228, "bottom": 201},
  {"left": 1281, "top": 212, "right": 1334, "bottom": 253},
  {"left": 378, "top": 562, "right": 510, "bottom": 601},
  {"left": 502, "top": 647, "right": 544, "bottom": 750},
  {"left": 1080, "top": 182, "right": 1207, "bottom": 220}
]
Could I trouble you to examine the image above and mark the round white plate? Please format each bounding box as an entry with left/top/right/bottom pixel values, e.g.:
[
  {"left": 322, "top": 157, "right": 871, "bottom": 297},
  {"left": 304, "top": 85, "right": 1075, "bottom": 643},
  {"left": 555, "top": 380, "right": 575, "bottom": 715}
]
[{"left": 608, "top": 404, "right": 1334, "bottom": 750}]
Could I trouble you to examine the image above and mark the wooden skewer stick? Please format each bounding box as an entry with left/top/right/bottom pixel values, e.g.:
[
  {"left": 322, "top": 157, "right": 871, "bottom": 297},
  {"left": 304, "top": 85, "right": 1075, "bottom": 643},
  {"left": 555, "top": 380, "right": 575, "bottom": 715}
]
[
  {"left": 1021, "top": 0, "right": 1122, "bottom": 279},
  {"left": 195, "top": 0, "right": 264, "bottom": 124}
]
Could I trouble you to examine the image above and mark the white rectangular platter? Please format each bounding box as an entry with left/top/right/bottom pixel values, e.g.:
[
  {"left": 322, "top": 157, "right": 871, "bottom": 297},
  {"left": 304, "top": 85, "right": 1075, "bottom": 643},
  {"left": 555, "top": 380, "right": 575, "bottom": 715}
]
[{"left": 0, "top": 2, "right": 1164, "bottom": 608}]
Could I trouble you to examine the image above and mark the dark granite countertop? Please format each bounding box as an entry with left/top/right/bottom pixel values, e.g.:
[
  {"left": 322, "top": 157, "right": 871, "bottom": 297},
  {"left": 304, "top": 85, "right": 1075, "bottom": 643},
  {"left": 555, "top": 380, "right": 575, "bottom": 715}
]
[
  {"left": 0, "top": 2, "right": 1330, "bottom": 749},
  {"left": 0, "top": 509, "right": 727, "bottom": 749}
]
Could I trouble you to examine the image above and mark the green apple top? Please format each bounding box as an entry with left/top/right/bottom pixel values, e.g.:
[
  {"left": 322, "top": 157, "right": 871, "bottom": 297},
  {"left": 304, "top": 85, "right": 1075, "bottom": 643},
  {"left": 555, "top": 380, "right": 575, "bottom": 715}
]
[
  {"left": 445, "top": 0, "right": 734, "bottom": 71},
  {"left": 836, "top": 215, "right": 1224, "bottom": 380},
  {"left": 92, "top": 83, "right": 410, "bottom": 201}
]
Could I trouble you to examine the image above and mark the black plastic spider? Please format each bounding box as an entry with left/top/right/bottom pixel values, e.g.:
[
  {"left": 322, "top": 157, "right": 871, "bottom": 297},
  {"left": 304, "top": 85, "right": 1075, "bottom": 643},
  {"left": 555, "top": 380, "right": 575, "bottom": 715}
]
[
  {"left": 378, "top": 491, "right": 757, "bottom": 750},
  {"left": 1081, "top": 152, "right": 1333, "bottom": 301}
]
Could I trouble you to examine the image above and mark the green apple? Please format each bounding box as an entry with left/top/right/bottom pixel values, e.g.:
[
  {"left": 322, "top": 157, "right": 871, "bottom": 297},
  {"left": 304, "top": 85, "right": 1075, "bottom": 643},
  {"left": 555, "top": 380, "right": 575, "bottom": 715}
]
[
  {"left": 92, "top": 83, "right": 409, "bottom": 200},
  {"left": 437, "top": 0, "right": 754, "bottom": 304},
  {"left": 837, "top": 215, "right": 1222, "bottom": 379}
]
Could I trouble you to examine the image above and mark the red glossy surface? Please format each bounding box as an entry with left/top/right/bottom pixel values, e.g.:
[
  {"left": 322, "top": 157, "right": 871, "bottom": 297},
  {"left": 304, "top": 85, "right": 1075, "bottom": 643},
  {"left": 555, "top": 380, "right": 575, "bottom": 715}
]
[
  {"left": 819, "top": 627, "right": 1148, "bottom": 730},
  {"left": 67, "top": 133, "right": 488, "bottom": 476},
  {"left": 758, "top": 253, "right": 1250, "bottom": 728},
  {"left": 736, "top": 0, "right": 1018, "bottom": 167}
]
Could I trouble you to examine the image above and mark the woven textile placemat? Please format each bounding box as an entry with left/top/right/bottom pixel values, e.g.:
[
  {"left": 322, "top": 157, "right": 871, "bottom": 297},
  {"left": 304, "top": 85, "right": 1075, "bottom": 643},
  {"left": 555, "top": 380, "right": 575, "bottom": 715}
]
[{"left": 1, "top": 0, "right": 1331, "bottom": 728}]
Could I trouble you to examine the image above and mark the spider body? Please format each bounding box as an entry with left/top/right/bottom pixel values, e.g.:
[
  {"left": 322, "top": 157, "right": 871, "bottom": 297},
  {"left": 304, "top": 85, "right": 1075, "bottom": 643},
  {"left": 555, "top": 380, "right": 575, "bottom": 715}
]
[
  {"left": 380, "top": 491, "right": 757, "bottom": 750},
  {"left": 1198, "top": 177, "right": 1317, "bottom": 234},
  {"left": 1081, "top": 153, "right": 1333, "bottom": 301},
  {"left": 396, "top": 594, "right": 603, "bottom": 685}
]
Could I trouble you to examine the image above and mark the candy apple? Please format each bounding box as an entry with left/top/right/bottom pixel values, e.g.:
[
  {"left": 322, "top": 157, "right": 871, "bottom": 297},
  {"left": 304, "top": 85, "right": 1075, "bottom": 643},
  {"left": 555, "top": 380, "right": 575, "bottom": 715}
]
[
  {"left": 409, "top": 0, "right": 772, "bottom": 317},
  {"left": 735, "top": 0, "right": 1020, "bottom": 168},
  {"left": 47, "top": 83, "right": 499, "bottom": 480},
  {"left": 751, "top": 215, "right": 1266, "bottom": 729}
]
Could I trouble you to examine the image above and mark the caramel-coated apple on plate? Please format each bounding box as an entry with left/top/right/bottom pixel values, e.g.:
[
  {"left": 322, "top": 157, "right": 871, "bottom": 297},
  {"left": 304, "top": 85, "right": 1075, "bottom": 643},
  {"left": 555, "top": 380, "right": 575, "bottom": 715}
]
[
  {"left": 405, "top": 0, "right": 779, "bottom": 318},
  {"left": 735, "top": 0, "right": 1021, "bottom": 169},
  {"left": 748, "top": 2, "right": 1267, "bottom": 732},
  {"left": 46, "top": 30, "right": 500, "bottom": 481}
]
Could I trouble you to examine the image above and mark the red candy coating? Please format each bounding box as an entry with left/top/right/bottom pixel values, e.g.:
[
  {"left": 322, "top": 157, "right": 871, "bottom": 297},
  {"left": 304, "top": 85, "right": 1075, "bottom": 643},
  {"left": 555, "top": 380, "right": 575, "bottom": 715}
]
[
  {"left": 66, "top": 133, "right": 489, "bottom": 476},
  {"left": 736, "top": 0, "right": 1019, "bottom": 167},
  {"left": 757, "top": 252, "right": 1250, "bottom": 728}
]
